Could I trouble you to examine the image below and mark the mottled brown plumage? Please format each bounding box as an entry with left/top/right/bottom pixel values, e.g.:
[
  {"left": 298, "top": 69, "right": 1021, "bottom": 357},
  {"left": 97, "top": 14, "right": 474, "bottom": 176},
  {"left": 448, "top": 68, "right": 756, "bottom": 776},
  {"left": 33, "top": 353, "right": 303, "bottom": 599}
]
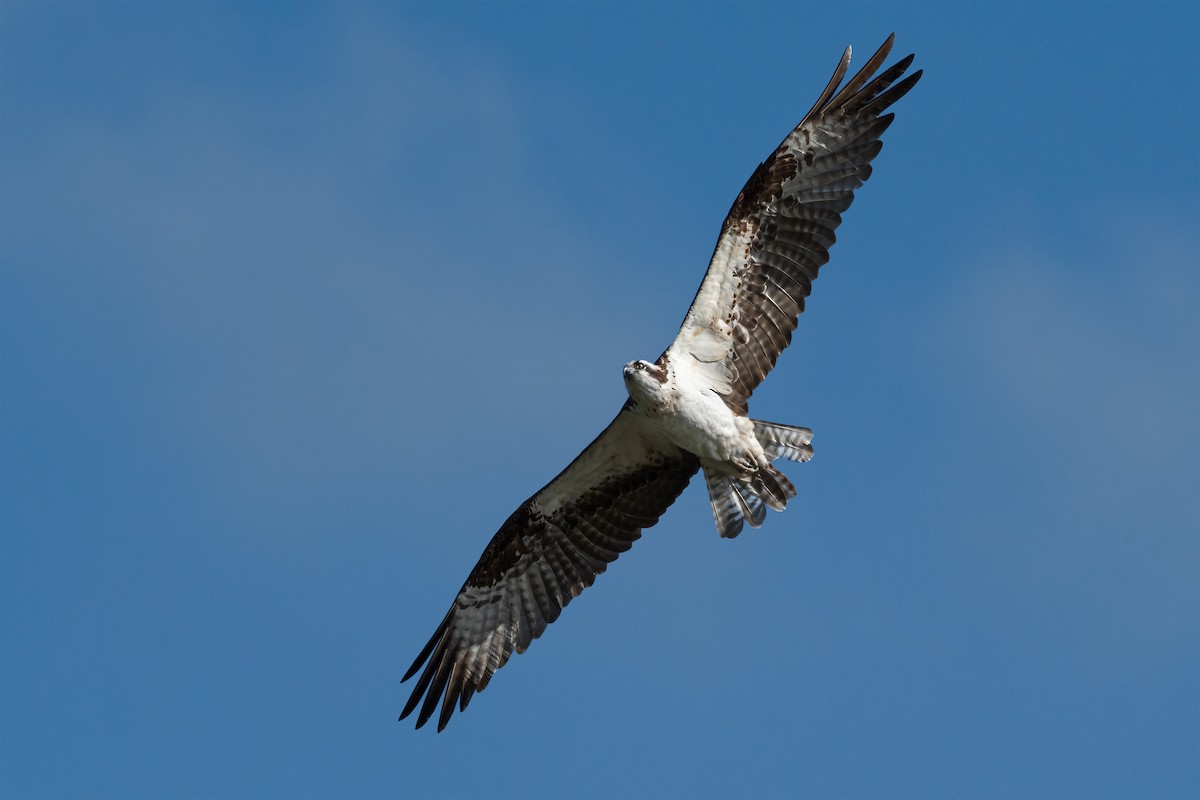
[
  {"left": 672, "top": 34, "right": 921, "bottom": 414},
  {"left": 401, "top": 414, "right": 697, "bottom": 731},
  {"left": 402, "top": 35, "right": 920, "bottom": 731}
]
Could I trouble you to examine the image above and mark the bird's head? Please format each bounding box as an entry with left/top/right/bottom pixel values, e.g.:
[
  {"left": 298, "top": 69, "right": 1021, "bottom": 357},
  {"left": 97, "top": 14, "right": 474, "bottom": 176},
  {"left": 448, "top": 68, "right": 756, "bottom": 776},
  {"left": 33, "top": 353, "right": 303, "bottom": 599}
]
[{"left": 623, "top": 358, "right": 670, "bottom": 410}]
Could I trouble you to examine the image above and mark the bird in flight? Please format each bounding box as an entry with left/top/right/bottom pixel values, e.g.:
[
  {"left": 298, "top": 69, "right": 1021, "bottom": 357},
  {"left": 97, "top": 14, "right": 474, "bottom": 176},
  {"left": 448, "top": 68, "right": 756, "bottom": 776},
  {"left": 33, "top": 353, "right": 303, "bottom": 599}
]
[{"left": 401, "top": 35, "right": 921, "bottom": 731}]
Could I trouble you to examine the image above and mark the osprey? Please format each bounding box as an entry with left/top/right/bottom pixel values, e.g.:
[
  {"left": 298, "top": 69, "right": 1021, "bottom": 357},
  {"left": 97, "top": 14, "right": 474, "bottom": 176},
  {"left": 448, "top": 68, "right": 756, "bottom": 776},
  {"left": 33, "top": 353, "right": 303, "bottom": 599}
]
[{"left": 402, "top": 36, "right": 921, "bottom": 731}]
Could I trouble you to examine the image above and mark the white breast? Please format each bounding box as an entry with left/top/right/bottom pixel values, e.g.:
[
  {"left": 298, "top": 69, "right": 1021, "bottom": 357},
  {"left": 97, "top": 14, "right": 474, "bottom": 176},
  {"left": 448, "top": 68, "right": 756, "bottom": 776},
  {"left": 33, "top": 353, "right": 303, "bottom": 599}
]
[{"left": 652, "top": 354, "right": 763, "bottom": 471}]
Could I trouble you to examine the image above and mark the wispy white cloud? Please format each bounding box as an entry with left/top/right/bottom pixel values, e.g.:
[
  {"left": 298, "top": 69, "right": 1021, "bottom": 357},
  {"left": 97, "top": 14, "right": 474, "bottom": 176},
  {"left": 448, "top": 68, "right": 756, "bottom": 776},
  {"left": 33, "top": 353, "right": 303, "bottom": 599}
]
[
  {"left": 935, "top": 229, "right": 1198, "bottom": 475},
  {"left": 920, "top": 222, "right": 1199, "bottom": 673},
  {"left": 3, "top": 9, "right": 715, "bottom": 574}
]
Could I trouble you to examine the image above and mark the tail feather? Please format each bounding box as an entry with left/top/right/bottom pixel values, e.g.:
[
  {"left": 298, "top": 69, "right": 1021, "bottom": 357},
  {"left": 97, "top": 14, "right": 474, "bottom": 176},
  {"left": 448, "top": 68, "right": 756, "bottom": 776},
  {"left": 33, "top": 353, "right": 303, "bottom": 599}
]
[
  {"left": 702, "top": 420, "right": 813, "bottom": 536},
  {"left": 756, "top": 464, "right": 796, "bottom": 510},
  {"left": 704, "top": 469, "right": 745, "bottom": 539},
  {"left": 732, "top": 481, "right": 767, "bottom": 528},
  {"left": 751, "top": 420, "right": 814, "bottom": 464}
]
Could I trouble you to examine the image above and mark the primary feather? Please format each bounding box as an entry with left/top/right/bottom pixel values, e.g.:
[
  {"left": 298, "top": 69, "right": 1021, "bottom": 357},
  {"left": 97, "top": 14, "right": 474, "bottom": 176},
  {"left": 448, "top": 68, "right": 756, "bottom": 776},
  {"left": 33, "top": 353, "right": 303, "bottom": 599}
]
[{"left": 401, "top": 35, "right": 921, "bottom": 731}]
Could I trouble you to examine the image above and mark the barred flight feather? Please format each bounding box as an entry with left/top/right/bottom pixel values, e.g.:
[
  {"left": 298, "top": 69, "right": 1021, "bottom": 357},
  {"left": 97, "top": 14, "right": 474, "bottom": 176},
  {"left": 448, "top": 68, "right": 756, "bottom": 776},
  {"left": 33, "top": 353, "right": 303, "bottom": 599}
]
[
  {"left": 666, "top": 34, "right": 921, "bottom": 413},
  {"left": 401, "top": 35, "right": 920, "bottom": 732},
  {"left": 401, "top": 412, "right": 698, "bottom": 730}
]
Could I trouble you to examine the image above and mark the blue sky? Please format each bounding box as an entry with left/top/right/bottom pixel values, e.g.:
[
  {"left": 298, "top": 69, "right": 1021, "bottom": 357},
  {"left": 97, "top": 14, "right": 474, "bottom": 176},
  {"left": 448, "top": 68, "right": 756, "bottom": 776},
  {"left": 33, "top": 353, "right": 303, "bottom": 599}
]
[{"left": 2, "top": 2, "right": 1197, "bottom": 798}]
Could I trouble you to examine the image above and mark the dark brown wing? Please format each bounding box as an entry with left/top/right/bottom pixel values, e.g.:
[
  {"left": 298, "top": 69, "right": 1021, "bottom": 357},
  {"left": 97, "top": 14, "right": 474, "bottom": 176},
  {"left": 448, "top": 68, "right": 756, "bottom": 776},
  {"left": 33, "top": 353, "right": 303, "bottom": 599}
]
[
  {"left": 665, "top": 35, "right": 921, "bottom": 413},
  {"left": 400, "top": 410, "right": 699, "bottom": 731}
]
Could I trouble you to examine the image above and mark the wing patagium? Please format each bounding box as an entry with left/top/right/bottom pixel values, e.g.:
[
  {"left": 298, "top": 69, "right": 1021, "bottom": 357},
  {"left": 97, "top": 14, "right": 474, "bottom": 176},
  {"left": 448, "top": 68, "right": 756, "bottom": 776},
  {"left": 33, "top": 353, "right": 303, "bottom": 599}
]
[
  {"left": 666, "top": 34, "right": 922, "bottom": 412},
  {"left": 400, "top": 412, "right": 698, "bottom": 731}
]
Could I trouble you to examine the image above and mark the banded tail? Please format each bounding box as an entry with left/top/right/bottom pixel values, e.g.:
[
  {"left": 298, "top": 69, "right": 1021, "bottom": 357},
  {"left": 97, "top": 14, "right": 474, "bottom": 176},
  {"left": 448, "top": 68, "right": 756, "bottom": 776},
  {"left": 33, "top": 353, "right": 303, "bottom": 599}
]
[{"left": 704, "top": 420, "right": 814, "bottom": 538}]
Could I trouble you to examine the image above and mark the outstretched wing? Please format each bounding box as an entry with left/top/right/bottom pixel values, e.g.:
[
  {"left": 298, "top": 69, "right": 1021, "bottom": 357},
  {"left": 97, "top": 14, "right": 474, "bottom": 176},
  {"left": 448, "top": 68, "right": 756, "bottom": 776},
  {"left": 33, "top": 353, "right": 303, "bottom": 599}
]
[
  {"left": 665, "top": 35, "right": 921, "bottom": 413},
  {"left": 400, "top": 410, "right": 699, "bottom": 731}
]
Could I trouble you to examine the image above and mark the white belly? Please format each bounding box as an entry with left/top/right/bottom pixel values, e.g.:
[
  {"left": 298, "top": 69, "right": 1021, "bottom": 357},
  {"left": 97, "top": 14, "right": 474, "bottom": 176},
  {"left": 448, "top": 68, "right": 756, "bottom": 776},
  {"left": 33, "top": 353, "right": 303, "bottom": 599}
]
[{"left": 639, "top": 358, "right": 765, "bottom": 475}]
